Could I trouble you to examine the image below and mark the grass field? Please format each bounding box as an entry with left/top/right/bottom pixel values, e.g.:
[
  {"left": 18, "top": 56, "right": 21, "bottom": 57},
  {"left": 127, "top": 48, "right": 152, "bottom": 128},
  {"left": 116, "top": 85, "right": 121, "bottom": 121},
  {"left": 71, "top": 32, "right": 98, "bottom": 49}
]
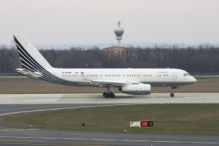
[
  {"left": 0, "top": 77, "right": 219, "bottom": 94},
  {"left": 3, "top": 104, "right": 219, "bottom": 135}
]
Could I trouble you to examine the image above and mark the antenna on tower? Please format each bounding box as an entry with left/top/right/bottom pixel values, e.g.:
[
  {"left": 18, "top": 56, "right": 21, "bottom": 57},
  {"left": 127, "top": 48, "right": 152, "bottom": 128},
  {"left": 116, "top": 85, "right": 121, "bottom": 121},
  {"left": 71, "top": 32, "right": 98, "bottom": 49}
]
[{"left": 114, "top": 21, "right": 124, "bottom": 47}]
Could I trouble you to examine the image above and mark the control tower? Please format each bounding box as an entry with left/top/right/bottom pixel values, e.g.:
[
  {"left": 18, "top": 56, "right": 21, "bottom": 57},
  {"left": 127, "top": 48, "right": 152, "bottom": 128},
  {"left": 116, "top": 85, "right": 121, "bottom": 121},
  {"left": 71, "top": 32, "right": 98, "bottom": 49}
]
[{"left": 114, "top": 21, "right": 124, "bottom": 46}]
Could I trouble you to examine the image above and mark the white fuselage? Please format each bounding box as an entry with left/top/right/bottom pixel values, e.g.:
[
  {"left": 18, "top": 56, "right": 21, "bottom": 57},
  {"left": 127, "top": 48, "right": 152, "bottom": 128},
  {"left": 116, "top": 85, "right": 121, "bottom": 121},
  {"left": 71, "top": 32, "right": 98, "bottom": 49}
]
[{"left": 48, "top": 68, "right": 196, "bottom": 87}]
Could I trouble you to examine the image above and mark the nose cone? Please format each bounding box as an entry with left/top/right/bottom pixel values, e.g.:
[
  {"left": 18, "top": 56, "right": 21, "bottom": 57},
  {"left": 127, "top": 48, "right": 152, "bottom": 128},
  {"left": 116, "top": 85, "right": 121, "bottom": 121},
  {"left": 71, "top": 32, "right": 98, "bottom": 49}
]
[{"left": 192, "top": 77, "right": 197, "bottom": 83}]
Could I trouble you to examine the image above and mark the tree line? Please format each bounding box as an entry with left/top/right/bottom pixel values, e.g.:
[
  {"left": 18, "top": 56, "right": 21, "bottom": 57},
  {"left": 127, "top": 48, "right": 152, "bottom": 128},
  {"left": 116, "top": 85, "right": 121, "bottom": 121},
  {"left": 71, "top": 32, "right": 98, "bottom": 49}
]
[{"left": 1, "top": 44, "right": 219, "bottom": 74}]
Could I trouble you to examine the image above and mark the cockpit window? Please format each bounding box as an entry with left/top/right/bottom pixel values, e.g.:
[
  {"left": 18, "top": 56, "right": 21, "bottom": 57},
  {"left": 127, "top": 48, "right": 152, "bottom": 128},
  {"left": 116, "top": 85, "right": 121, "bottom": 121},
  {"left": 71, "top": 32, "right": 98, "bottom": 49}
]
[{"left": 183, "top": 73, "right": 190, "bottom": 76}]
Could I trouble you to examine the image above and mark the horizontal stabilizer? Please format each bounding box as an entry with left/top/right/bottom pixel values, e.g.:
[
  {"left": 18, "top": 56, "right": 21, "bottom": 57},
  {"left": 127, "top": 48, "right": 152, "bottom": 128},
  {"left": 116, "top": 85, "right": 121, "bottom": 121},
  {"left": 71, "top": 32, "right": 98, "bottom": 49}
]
[{"left": 16, "top": 68, "right": 43, "bottom": 78}]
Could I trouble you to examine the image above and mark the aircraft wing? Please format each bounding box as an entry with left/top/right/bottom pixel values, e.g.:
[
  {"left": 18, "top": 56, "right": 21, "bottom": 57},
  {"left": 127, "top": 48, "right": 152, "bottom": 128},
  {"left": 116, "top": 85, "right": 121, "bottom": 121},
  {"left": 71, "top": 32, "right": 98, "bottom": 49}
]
[
  {"left": 91, "top": 80, "right": 127, "bottom": 86},
  {"left": 81, "top": 72, "right": 139, "bottom": 86}
]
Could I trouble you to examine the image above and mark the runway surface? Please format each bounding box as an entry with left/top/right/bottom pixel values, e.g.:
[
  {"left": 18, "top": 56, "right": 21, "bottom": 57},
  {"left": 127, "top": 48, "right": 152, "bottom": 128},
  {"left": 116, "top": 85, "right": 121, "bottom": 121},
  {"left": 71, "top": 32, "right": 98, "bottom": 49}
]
[
  {"left": 0, "top": 93, "right": 219, "bottom": 104},
  {"left": 0, "top": 93, "right": 218, "bottom": 146}
]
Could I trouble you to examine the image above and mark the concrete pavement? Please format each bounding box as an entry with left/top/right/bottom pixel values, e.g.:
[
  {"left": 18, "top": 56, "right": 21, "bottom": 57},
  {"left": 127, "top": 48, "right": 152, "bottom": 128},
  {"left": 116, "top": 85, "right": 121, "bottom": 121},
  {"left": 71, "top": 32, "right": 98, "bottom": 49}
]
[{"left": 0, "top": 93, "right": 218, "bottom": 104}]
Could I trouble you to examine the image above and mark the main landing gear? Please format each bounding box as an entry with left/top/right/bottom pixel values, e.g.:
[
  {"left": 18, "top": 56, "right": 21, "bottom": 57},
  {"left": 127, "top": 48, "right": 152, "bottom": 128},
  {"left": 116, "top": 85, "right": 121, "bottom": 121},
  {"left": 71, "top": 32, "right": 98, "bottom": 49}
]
[
  {"left": 170, "top": 86, "right": 178, "bottom": 97},
  {"left": 103, "top": 86, "right": 115, "bottom": 98},
  {"left": 103, "top": 92, "right": 115, "bottom": 98}
]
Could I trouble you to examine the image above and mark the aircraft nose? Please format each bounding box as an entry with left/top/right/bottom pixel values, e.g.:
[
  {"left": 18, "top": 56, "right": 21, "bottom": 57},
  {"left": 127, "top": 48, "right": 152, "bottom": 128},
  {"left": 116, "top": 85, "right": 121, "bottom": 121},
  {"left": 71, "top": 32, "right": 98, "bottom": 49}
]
[{"left": 193, "top": 77, "right": 197, "bottom": 83}]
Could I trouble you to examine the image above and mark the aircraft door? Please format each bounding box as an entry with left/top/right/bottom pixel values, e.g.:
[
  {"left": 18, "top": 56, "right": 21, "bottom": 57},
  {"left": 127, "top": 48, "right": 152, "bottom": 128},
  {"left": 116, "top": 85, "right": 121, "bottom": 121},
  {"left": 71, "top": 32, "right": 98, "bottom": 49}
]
[{"left": 172, "top": 72, "right": 177, "bottom": 80}]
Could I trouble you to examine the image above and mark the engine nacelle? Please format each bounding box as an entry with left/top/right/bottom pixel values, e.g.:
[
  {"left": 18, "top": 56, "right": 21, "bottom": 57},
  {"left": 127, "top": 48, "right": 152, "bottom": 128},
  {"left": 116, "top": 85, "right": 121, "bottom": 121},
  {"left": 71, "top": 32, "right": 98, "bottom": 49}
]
[{"left": 121, "top": 84, "right": 151, "bottom": 95}]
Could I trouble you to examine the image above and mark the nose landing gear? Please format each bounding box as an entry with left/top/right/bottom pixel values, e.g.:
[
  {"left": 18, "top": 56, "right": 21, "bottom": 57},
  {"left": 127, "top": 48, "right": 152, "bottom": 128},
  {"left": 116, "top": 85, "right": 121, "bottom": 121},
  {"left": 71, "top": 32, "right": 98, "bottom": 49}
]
[
  {"left": 170, "top": 93, "right": 174, "bottom": 97},
  {"left": 170, "top": 86, "right": 178, "bottom": 97}
]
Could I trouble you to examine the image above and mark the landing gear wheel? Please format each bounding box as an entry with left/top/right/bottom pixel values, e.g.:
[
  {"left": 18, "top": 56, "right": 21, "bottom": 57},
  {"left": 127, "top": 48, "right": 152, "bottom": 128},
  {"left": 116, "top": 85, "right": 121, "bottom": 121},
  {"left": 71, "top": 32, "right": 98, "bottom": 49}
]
[
  {"left": 103, "top": 92, "right": 109, "bottom": 98},
  {"left": 110, "top": 93, "right": 115, "bottom": 98},
  {"left": 170, "top": 93, "right": 174, "bottom": 97},
  {"left": 170, "top": 86, "right": 178, "bottom": 97}
]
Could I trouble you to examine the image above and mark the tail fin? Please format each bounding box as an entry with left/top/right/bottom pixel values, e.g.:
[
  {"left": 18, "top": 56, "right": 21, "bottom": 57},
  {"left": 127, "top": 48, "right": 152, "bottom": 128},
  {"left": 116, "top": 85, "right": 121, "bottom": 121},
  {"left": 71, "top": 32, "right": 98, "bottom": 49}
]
[{"left": 14, "top": 34, "right": 53, "bottom": 71}]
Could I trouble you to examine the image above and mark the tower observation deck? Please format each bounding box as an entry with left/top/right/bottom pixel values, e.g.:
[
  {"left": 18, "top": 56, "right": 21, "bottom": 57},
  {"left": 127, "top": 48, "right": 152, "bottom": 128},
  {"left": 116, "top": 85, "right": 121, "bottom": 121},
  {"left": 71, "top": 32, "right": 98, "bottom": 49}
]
[{"left": 114, "top": 21, "right": 124, "bottom": 46}]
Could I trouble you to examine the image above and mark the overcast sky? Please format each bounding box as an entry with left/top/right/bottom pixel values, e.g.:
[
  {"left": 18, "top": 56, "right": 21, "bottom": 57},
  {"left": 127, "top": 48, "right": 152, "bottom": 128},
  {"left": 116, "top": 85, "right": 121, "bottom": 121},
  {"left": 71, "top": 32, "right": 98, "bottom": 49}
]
[{"left": 0, "top": 0, "right": 219, "bottom": 46}]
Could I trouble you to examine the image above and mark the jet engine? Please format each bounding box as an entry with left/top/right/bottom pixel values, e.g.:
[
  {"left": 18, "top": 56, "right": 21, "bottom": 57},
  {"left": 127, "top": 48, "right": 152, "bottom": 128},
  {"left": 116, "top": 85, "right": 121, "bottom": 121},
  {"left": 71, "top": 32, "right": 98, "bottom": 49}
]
[{"left": 120, "top": 84, "right": 151, "bottom": 95}]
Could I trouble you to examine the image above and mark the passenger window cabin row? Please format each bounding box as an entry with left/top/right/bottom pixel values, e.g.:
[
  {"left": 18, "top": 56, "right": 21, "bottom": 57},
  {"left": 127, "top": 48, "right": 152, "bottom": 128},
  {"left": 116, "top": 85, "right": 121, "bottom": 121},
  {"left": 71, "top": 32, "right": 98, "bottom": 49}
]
[
  {"left": 157, "top": 74, "right": 168, "bottom": 77},
  {"left": 62, "top": 74, "right": 156, "bottom": 77}
]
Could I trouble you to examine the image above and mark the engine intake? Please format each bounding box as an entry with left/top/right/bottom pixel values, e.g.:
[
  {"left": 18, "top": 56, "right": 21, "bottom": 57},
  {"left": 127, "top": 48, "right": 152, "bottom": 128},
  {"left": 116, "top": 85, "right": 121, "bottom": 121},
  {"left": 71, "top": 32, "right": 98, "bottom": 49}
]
[{"left": 121, "top": 84, "right": 151, "bottom": 95}]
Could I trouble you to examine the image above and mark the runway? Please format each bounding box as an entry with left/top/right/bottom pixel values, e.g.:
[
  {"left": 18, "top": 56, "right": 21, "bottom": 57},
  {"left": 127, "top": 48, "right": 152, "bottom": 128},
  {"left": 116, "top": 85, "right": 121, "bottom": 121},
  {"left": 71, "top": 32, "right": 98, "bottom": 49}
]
[
  {"left": 0, "top": 93, "right": 218, "bottom": 146},
  {"left": 0, "top": 93, "right": 219, "bottom": 104}
]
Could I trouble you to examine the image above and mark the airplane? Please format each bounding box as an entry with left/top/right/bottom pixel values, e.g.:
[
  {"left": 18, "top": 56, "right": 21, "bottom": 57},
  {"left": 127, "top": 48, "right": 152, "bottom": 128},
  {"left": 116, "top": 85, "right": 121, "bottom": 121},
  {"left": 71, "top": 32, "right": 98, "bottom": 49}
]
[{"left": 14, "top": 34, "right": 197, "bottom": 98}]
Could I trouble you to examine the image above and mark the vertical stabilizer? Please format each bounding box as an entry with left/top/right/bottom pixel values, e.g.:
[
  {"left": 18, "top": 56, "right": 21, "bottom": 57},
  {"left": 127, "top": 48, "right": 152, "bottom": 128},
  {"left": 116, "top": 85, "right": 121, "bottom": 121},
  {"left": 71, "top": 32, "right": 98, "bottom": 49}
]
[{"left": 14, "top": 34, "right": 53, "bottom": 70}]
